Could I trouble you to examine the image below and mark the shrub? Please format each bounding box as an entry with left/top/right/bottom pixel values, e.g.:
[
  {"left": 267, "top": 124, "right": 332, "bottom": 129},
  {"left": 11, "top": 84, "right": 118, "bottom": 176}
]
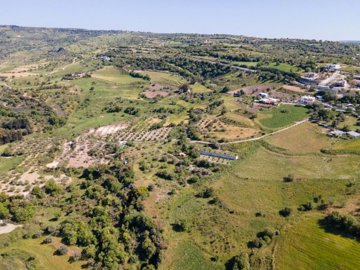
[
  {"left": 187, "top": 176, "right": 199, "bottom": 184},
  {"left": 196, "top": 188, "right": 214, "bottom": 198},
  {"left": 227, "top": 252, "right": 250, "bottom": 270},
  {"left": 279, "top": 207, "right": 292, "bottom": 217},
  {"left": 283, "top": 174, "right": 294, "bottom": 182},
  {"left": 155, "top": 171, "right": 174, "bottom": 181},
  {"left": 56, "top": 245, "right": 68, "bottom": 256},
  {"left": 69, "top": 252, "right": 81, "bottom": 263},
  {"left": 0, "top": 203, "right": 10, "bottom": 219},
  {"left": 42, "top": 236, "right": 53, "bottom": 244},
  {"left": 44, "top": 180, "right": 62, "bottom": 195},
  {"left": 32, "top": 231, "right": 43, "bottom": 239},
  {"left": 298, "top": 201, "right": 313, "bottom": 211}
]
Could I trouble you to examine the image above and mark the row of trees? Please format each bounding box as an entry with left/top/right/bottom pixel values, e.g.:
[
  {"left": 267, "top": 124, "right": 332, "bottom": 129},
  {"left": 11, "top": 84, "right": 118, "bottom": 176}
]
[
  {"left": 322, "top": 212, "right": 360, "bottom": 239},
  {"left": 0, "top": 118, "right": 33, "bottom": 145}
]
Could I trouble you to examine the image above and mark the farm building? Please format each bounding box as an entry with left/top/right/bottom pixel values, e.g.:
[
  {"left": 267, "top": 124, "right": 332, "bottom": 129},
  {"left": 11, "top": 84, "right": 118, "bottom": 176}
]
[
  {"left": 199, "top": 150, "right": 238, "bottom": 160},
  {"left": 328, "top": 130, "right": 345, "bottom": 137},
  {"left": 299, "top": 96, "right": 316, "bottom": 105},
  {"left": 328, "top": 130, "right": 360, "bottom": 138},
  {"left": 347, "top": 131, "right": 360, "bottom": 138},
  {"left": 259, "top": 97, "right": 279, "bottom": 105},
  {"left": 330, "top": 79, "right": 346, "bottom": 88},
  {"left": 299, "top": 73, "right": 320, "bottom": 86},
  {"left": 325, "top": 64, "right": 341, "bottom": 72},
  {"left": 97, "top": 54, "right": 111, "bottom": 61}
]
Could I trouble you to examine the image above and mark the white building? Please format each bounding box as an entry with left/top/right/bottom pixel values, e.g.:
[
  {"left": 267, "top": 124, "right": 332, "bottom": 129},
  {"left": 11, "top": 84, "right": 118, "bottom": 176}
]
[
  {"left": 325, "top": 64, "right": 341, "bottom": 72},
  {"left": 299, "top": 96, "right": 316, "bottom": 105},
  {"left": 259, "top": 97, "right": 278, "bottom": 105},
  {"left": 347, "top": 131, "right": 360, "bottom": 138}
]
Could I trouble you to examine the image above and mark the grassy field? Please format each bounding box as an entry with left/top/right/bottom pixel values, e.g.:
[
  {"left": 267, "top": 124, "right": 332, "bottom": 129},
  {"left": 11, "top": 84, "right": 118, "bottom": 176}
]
[
  {"left": 162, "top": 238, "right": 222, "bottom": 270},
  {"left": 225, "top": 145, "right": 360, "bottom": 180},
  {"left": 55, "top": 76, "right": 147, "bottom": 136},
  {"left": 166, "top": 111, "right": 189, "bottom": 125},
  {"left": 0, "top": 156, "right": 25, "bottom": 175},
  {"left": 223, "top": 112, "right": 256, "bottom": 128},
  {"left": 258, "top": 105, "right": 308, "bottom": 130},
  {"left": 159, "top": 137, "right": 360, "bottom": 270},
  {"left": 191, "top": 83, "right": 212, "bottom": 93},
  {"left": 266, "top": 122, "right": 336, "bottom": 154},
  {"left": 0, "top": 237, "right": 83, "bottom": 270},
  {"left": 327, "top": 138, "right": 360, "bottom": 154},
  {"left": 222, "top": 95, "right": 242, "bottom": 111},
  {"left": 264, "top": 62, "right": 299, "bottom": 73},
  {"left": 234, "top": 62, "right": 299, "bottom": 73},
  {"left": 234, "top": 61, "right": 258, "bottom": 67},
  {"left": 139, "top": 70, "right": 187, "bottom": 87},
  {"left": 275, "top": 214, "right": 360, "bottom": 270},
  {"left": 337, "top": 115, "right": 359, "bottom": 131},
  {"left": 92, "top": 66, "right": 147, "bottom": 85}
]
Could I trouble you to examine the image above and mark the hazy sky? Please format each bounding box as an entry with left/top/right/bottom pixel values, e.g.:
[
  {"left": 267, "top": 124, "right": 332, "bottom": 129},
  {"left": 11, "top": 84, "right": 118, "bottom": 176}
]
[{"left": 1, "top": 0, "right": 359, "bottom": 41}]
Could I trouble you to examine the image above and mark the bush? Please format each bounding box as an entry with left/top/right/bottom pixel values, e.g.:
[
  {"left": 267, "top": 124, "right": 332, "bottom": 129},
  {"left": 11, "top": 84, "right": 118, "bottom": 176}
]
[
  {"left": 10, "top": 204, "right": 35, "bottom": 222},
  {"left": 42, "top": 236, "right": 53, "bottom": 244},
  {"left": 247, "top": 238, "right": 262, "bottom": 248},
  {"left": 283, "top": 174, "right": 294, "bottom": 182},
  {"left": 323, "top": 212, "right": 360, "bottom": 238},
  {"left": 56, "top": 245, "right": 68, "bottom": 256},
  {"left": 187, "top": 176, "right": 199, "bottom": 184},
  {"left": 196, "top": 188, "right": 214, "bottom": 198},
  {"left": 279, "top": 207, "right": 292, "bottom": 217},
  {"left": 44, "top": 180, "right": 62, "bottom": 195},
  {"left": 69, "top": 252, "right": 81, "bottom": 263},
  {"left": 31, "top": 185, "right": 45, "bottom": 198},
  {"left": 227, "top": 252, "right": 250, "bottom": 270},
  {"left": 0, "top": 203, "right": 10, "bottom": 219},
  {"left": 298, "top": 201, "right": 313, "bottom": 211},
  {"left": 155, "top": 171, "right": 174, "bottom": 181},
  {"left": 32, "top": 231, "right": 43, "bottom": 239}
]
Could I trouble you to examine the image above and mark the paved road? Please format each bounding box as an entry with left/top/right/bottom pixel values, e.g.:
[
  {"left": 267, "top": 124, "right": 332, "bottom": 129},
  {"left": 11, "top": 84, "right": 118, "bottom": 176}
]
[{"left": 191, "top": 119, "right": 309, "bottom": 146}]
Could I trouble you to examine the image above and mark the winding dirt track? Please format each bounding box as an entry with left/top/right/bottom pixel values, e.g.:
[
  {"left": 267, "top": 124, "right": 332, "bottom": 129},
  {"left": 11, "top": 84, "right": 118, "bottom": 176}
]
[{"left": 191, "top": 119, "right": 309, "bottom": 145}]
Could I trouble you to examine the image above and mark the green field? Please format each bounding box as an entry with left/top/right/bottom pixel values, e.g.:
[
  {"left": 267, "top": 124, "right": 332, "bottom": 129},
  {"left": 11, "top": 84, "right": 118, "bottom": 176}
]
[
  {"left": 266, "top": 122, "right": 336, "bottom": 154},
  {"left": 191, "top": 83, "right": 212, "bottom": 93},
  {"left": 162, "top": 240, "right": 221, "bottom": 270},
  {"left": 264, "top": 62, "right": 299, "bottom": 73},
  {"left": 55, "top": 76, "right": 147, "bottom": 136},
  {"left": 140, "top": 70, "right": 186, "bottom": 87},
  {"left": 0, "top": 237, "right": 82, "bottom": 270},
  {"left": 327, "top": 138, "right": 360, "bottom": 155},
  {"left": 258, "top": 105, "right": 308, "bottom": 130},
  {"left": 0, "top": 156, "right": 24, "bottom": 175},
  {"left": 276, "top": 215, "right": 360, "bottom": 270},
  {"left": 92, "top": 66, "right": 147, "bottom": 85}
]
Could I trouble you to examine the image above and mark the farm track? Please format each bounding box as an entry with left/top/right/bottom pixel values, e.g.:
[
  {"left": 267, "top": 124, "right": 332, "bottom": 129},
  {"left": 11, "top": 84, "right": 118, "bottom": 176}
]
[{"left": 191, "top": 119, "right": 309, "bottom": 145}]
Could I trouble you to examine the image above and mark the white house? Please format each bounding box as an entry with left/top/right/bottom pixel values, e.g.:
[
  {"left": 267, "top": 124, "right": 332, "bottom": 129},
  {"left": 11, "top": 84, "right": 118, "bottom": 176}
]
[
  {"left": 325, "top": 64, "right": 341, "bottom": 72},
  {"left": 299, "top": 96, "right": 316, "bottom": 105},
  {"left": 347, "top": 131, "right": 360, "bottom": 138},
  {"left": 259, "top": 92, "right": 269, "bottom": 99}
]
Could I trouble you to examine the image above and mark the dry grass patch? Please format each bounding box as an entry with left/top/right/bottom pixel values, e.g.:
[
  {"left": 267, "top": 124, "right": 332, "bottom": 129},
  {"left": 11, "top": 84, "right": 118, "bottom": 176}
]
[{"left": 266, "top": 122, "right": 336, "bottom": 154}]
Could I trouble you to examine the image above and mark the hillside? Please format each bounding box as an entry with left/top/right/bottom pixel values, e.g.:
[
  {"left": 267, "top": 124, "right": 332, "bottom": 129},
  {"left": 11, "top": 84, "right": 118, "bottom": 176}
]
[{"left": 0, "top": 25, "right": 360, "bottom": 270}]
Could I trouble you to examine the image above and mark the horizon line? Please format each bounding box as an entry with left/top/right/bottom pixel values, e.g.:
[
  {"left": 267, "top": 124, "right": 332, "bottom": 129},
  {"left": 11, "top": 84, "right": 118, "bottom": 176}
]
[{"left": 1, "top": 24, "right": 357, "bottom": 43}]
